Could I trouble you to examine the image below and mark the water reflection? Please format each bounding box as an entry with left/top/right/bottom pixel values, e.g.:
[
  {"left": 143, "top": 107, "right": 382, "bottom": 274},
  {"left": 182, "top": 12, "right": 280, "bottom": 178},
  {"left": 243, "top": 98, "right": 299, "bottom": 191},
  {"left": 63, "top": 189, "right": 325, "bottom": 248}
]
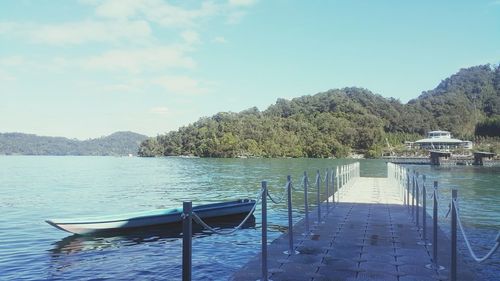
[{"left": 50, "top": 215, "right": 256, "bottom": 256}]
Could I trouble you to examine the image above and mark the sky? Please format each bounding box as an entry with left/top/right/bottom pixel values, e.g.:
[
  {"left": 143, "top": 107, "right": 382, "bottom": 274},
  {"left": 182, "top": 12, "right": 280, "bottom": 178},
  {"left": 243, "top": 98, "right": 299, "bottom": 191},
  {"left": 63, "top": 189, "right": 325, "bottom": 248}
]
[{"left": 1, "top": 0, "right": 499, "bottom": 139}]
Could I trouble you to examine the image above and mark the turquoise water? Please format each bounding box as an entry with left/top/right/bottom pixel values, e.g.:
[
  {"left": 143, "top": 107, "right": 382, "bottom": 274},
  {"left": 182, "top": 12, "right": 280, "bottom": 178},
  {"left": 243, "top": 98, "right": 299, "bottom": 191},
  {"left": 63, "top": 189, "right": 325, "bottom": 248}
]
[
  {"left": 405, "top": 164, "right": 500, "bottom": 280},
  {"left": 0, "top": 157, "right": 498, "bottom": 280}
]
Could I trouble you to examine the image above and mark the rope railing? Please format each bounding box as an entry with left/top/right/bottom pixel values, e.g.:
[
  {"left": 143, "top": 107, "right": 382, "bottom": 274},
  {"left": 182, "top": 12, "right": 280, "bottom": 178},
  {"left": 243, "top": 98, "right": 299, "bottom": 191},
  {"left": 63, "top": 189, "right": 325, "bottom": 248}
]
[
  {"left": 191, "top": 188, "right": 264, "bottom": 235},
  {"left": 291, "top": 177, "right": 302, "bottom": 192},
  {"left": 453, "top": 201, "right": 500, "bottom": 263},
  {"left": 182, "top": 162, "right": 361, "bottom": 281},
  {"left": 266, "top": 182, "right": 289, "bottom": 204},
  {"left": 387, "top": 162, "right": 500, "bottom": 281},
  {"left": 300, "top": 174, "right": 320, "bottom": 193}
]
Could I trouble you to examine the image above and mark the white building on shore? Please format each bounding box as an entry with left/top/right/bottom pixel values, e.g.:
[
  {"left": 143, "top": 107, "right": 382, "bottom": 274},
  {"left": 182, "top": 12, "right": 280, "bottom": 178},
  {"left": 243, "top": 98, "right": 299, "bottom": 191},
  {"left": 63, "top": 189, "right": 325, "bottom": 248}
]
[{"left": 406, "top": 130, "right": 473, "bottom": 150}]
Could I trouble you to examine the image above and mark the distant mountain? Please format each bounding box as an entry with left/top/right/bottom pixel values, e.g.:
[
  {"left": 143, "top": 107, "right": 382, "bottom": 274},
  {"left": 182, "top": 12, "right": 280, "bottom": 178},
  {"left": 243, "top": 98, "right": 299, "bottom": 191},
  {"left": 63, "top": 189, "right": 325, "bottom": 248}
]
[
  {"left": 0, "top": 131, "right": 149, "bottom": 156},
  {"left": 403, "top": 64, "right": 500, "bottom": 136},
  {"left": 138, "top": 64, "right": 499, "bottom": 158}
]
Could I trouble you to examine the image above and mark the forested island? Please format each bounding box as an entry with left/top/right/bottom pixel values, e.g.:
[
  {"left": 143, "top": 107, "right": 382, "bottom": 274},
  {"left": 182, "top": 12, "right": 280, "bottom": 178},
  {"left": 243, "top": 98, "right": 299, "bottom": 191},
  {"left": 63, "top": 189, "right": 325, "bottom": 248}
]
[
  {"left": 139, "top": 64, "right": 500, "bottom": 158},
  {"left": 0, "top": 131, "right": 148, "bottom": 156}
]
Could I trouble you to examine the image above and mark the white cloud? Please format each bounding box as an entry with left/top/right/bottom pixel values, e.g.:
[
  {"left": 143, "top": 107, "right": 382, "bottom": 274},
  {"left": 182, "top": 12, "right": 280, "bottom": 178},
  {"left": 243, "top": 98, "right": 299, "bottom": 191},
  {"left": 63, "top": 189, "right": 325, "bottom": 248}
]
[
  {"left": 150, "top": 106, "right": 170, "bottom": 115},
  {"left": 0, "top": 0, "right": 258, "bottom": 46},
  {"left": 94, "top": 0, "right": 144, "bottom": 19},
  {"left": 0, "top": 20, "right": 152, "bottom": 45},
  {"left": 0, "top": 22, "right": 16, "bottom": 34},
  {"left": 213, "top": 36, "right": 227, "bottom": 44},
  {"left": 229, "top": 0, "right": 257, "bottom": 7},
  {"left": 102, "top": 79, "right": 147, "bottom": 93},
  {"left": 0, "top": 56, "right": 27, "bottom": 67},
  {"left": 181, "top": 30, "right": 200, "bottom": 45},
  {"left": 0, "top": 69, "right": 16, "bottom": 81},
  {"left": 0, "top": 0, "right": 259, "bottom": 103},
  {"left": 226, "top": 11, "right": 247, "bottom": 24},
  {"left": 0, "top": 56, "right": 37, "bottom": 81},
  {"left": 154, "top": 75, "right": 208, "bottom": 95},
  {"left": 82, "top": 46, "right": 196, "bottom": 73},
  {"left": 89, "top": 0, "right": 219, "bottom": 28}
]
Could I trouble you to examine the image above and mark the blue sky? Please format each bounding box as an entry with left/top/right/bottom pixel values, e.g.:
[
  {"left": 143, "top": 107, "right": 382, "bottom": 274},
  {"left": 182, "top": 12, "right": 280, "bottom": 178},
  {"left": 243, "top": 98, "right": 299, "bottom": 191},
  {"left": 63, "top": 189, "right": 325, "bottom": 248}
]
[{"left": 1, "top": 0, "right": 499, "bottom": 139}]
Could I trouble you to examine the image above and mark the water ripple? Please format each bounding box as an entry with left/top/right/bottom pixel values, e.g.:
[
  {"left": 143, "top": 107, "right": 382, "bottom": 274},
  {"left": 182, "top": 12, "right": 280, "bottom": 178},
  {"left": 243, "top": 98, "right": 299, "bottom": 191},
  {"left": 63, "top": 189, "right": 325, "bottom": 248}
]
[{"left": 1, "top": 157, "right": 498, "bottom": 280}]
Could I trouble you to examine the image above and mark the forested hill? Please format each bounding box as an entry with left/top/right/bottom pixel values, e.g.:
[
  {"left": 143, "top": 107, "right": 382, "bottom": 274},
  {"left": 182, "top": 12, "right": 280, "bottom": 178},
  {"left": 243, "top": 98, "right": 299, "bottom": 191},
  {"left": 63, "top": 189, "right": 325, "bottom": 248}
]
[
  {"left": 139, "top": 64, "right": 500, "bottom": 158},
  {"left": 405, "top": 64, "right": 499, "bottom": 136},
  {"left": 0, "top": 131, "right": 148, "bottom": 156}
]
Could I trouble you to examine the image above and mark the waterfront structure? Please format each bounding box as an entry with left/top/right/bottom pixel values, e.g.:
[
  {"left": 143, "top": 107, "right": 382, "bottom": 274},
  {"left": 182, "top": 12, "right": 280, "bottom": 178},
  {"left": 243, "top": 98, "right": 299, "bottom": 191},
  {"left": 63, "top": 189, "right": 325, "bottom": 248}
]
[
  {"left": 407, "top": 130, "right": 473, "bottom": 150},
  {"left": 233, "top": 166, "right": 477, "bottom": 281}
]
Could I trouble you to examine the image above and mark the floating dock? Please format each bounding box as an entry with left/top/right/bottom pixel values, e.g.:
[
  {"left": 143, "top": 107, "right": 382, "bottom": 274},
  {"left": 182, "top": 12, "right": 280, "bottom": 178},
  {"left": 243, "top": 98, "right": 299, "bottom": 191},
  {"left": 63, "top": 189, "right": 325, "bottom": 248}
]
[
  {"left": 384, "top": 151, "right": 499, "bottom": 166},
  {"left": 232, "top": 176, "right": 476, "bottom": 281}
]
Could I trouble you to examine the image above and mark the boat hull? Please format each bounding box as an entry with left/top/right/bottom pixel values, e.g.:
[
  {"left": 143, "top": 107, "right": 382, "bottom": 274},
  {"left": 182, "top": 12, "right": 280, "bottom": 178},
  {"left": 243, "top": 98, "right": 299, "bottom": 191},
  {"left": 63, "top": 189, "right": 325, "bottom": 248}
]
[{"left": 46, "top": 199, "right": 255, "bottom": 235}]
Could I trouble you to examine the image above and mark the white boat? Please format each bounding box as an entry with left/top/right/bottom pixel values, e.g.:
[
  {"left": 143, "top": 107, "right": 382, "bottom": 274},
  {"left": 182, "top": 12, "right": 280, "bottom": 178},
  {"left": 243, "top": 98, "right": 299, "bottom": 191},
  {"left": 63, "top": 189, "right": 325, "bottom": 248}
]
[{"left": 46, "top": 199, "right": 255, "bottom": 235}]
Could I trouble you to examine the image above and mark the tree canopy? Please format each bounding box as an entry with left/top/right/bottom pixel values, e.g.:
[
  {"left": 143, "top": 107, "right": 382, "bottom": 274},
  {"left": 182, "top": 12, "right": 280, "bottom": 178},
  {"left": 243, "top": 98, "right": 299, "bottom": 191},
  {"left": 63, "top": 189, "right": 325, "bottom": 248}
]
[{"left": 139, "top": 64, "right": 500, "bottom": 158}]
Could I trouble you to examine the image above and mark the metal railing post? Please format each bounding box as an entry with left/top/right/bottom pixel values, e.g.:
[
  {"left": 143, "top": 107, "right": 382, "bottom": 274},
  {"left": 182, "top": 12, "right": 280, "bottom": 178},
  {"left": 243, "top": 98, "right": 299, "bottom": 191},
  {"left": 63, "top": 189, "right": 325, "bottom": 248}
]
[
  {"left": 422, "top": 175, "right": 427, "bottom": 243},
  {"left": 339, "top": 166, "right": 342, "bottom": 191},
  {"left": 316, "top": 170, "right": 321, "bottom": 223},
  {"left": 345, "top": 165, "right": 348, "bottom": 185},
  {"left": 426, "top": 180, "right": 444, "bottom": 271},
  {"left": 416, "top": 172, "right": 420, "bottom": 229},
  {"left": 286, "top": 175, "right": 294, "bottom": 255},
  {"left": 347, "top": 165, "right": 349, "bottom": 186},
  {"left": 182, "top": 201, "right": 192, "bottom": 281},
  {"left": 262, "top": 181, "right": 268, "bottom": 281},
  {"left": 401, "top": 166, "right": 405, "bottom": 202},
  {"left": 433, "top": 181, "right": 438, "bottom": 266},
  {"left": 344, "top": 165, "right": 347, "bottom": 187},
  {"left": 340, "top": 166, "right": 343, "bottom": 190},
  {"left": 325, "top": 169, "right": 329, "bottom": 212},
  {"left": 336, "top": 167, "right": 340, "bottom": 203},
  {"left": 412, "top": 172, "right": 416, "bottom": 219},
  {"left": 331, "top": 168, "right": 336, "bottom": 205},
  {"left": 450, "top": 189, "right": 457, "bottom": 281},
  {"left": 335, "top": 166, "right": 339, "bottom": 202},
  {"left": 406, "top": 169, "right": 410, "bottom": 208},
  {"left": 303, "top": 172, "right": 309, "bottom": 234},
  {"left": 343, "top": 165, "right": 346, "bottom": 188}
]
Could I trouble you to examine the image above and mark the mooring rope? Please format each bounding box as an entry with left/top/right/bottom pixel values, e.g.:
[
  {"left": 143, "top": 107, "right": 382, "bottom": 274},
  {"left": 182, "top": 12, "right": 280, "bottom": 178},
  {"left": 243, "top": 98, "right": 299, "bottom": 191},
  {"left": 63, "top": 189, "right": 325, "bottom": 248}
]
[
  {"left": 303, "top": 176, "right": 310, "bottom": 187},
  {"left": 315, "top": 172, "right": 321, "bottom": 184},
  {"left": 191, "top": 188, "right": 263, "bottom": 235},
  {"left": 452, "top": 201, "right": 500, "bottom": 263},
  {"left": 426, "top": 190, "right": 434, "bottom": 200},
  {"left": 444, "top": 203, "right": 452, "bottom": 218},
  {"left": 266, "top": 182, "right": 289, "bottom": 204},
  {"left": 290, "top": 178, "right": 301, "bottom": 191},
  {"left": 300, "top": 175, "right": 316, "bottom": 193}
]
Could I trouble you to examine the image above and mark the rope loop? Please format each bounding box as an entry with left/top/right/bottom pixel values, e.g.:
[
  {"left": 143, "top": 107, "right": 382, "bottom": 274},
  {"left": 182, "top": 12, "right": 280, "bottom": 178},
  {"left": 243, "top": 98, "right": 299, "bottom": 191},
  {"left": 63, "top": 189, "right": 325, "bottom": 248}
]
[
  {"left": 290, "top": 180, "right": 301, "bottom": 191},
  {"left": 444, "top": 203, "right": 451, "bottom": 218},
  {"left": 191, "top": 188, "right": 263, "bottom": 235},
  {"left": 453, "top": 203, "right": 500, "bottom": 263},
  {"left": 267, "top": 182, "right": 288, "bottom": 204}
]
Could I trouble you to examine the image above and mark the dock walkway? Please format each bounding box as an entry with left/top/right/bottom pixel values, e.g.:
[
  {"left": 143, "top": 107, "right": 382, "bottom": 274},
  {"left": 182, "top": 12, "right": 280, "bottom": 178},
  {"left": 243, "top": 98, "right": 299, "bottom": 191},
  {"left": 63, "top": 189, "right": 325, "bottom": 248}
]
[{"left": 233, "top": 177, "right": 476, "bottom": 281}]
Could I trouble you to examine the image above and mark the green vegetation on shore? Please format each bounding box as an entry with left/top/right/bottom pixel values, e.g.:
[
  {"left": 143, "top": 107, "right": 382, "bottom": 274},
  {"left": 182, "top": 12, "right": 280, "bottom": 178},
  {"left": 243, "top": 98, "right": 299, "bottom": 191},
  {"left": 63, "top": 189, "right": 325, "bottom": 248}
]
[
  {"left": 139, "top": 64, "right": 500, "bottom": 158},
  {"left": 0, "top": 131, "right": 148, "bottom": 156}
]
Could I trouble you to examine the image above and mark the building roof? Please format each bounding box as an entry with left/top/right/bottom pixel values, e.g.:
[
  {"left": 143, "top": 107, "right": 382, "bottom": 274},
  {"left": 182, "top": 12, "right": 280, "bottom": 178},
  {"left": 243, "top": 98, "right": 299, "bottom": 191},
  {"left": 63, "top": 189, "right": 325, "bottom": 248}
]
[
  {"left": 428, "top": 130, "right": 450, "bottom": 134},
  {"left": 415, "top": 138, "right": 464, "bottom": 144}
]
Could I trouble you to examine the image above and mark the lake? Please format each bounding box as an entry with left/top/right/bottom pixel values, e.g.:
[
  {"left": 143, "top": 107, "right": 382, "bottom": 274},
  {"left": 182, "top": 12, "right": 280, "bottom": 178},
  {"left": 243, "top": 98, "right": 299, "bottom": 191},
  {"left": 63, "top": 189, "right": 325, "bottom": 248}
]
[{"left": 0, "top": 156, "right": 498, "bottom": 280}]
